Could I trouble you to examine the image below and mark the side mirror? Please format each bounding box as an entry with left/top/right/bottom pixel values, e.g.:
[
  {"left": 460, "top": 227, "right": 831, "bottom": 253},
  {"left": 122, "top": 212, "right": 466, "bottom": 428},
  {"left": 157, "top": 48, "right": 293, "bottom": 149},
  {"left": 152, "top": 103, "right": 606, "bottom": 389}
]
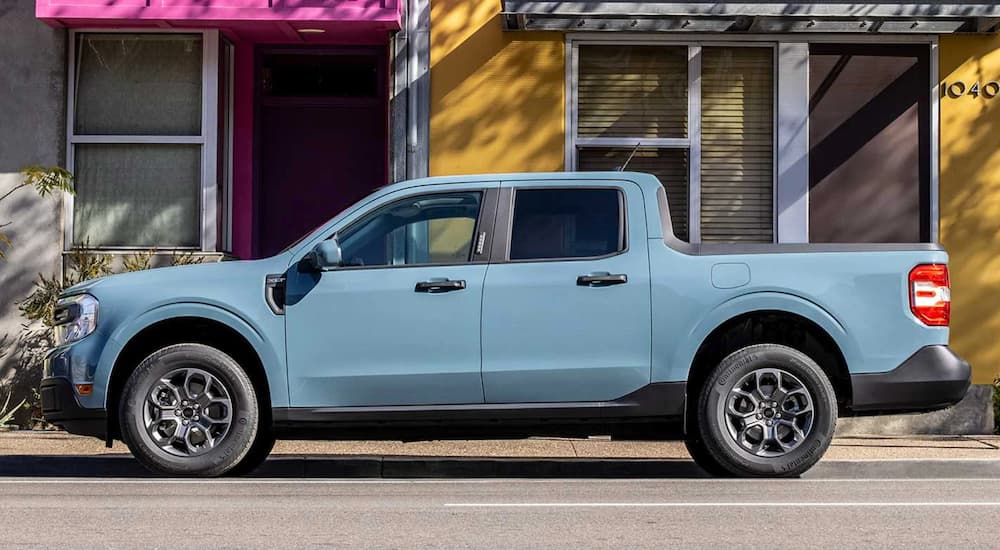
[{"left": 307, "top": 238, "right": 343, "bottom": 271}]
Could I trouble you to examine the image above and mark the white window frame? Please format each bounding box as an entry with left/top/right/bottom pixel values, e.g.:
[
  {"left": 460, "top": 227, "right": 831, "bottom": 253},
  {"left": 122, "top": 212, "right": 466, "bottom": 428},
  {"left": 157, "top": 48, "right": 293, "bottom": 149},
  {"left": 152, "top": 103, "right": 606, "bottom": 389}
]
[
  {"left": 565, "top": 33, "right": 940, "bottom": 244},
  {"left": 65, "top": 28, "right": 221, "bottom": 252}
]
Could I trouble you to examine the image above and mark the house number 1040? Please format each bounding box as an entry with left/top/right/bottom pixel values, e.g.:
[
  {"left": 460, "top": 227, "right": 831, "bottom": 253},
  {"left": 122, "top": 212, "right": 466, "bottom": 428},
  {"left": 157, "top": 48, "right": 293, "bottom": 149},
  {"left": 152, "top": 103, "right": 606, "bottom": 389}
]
[{"left": 944, "top": 81, "right": 1000, "bottom": 99}]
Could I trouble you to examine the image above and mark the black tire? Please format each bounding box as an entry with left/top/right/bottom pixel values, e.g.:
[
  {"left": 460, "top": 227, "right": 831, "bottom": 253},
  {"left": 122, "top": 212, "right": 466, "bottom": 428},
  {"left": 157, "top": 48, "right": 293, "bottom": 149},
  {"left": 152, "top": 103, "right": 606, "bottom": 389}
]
[
  {"left": 227, "top": 428, "right": 276, "bottom": 476},
  {"left": 691, "top": 344, "right": 837, "bottom": 478},
  {"left": 683, "top": 437, "right": 732, "bottom": 477},
  {"left": 119, "top": 343, "right": 260, "bottom": 477}
]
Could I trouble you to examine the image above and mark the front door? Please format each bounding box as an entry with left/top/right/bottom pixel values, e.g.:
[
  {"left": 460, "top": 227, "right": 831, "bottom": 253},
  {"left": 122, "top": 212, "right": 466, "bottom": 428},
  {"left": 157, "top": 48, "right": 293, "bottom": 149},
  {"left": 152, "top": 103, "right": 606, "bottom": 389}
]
[
  {"left": 256, "top": 49, "right": 387, "bottom": 257},
  {"left": 284, "top": 184, "right": 498, "bottom": 407},
  {"left": 481, "top": 182, "right": 652, "bottom": 403}
]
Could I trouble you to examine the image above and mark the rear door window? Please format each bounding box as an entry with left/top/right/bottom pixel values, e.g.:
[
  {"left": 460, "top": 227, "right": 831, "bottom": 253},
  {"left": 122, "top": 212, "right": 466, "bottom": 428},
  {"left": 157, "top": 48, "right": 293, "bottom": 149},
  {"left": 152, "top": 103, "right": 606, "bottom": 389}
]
[{"left": 509, "top": 188, "right": 623, "bottom": 261}]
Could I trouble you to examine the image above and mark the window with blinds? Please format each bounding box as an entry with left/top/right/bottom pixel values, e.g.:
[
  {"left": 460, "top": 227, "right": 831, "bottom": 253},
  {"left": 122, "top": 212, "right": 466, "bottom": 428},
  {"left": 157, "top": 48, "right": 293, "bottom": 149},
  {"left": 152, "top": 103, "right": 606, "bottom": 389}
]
[
  {"left": 701, "top": 47, "right": 774, "bottom": 243},
  {"left": 577, "top": 45, "right": 688, "bottom": 139},
  {"left": 573, "top": 44, "right": 774, "bottom": 243},
  {"left": 576, "top": 45, "right": 690, "bottom": 240}
]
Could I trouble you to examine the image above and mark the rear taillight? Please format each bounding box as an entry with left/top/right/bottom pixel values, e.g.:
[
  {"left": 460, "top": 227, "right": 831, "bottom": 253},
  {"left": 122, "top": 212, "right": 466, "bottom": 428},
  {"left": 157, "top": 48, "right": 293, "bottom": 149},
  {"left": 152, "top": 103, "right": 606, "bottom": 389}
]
[{"left": 909, "top": 264, "right": 950, "bottom": 326}]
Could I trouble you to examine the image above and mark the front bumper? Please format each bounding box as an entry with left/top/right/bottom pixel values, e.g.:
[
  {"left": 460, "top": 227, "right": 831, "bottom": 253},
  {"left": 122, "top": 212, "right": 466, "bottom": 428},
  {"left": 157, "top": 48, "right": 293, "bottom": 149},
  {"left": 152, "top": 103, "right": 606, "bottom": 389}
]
[
  {"left": 850, "top": 345, "right": 971, "bottom": 414},
  {"left": 40, "top": 378, "right": 106, "bottom": 439}
]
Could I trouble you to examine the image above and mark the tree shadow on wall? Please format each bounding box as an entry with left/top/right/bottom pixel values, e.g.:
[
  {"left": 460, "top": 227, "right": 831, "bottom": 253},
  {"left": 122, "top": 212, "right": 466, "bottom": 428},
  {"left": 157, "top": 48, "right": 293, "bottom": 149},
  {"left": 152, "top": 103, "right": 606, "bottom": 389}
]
[
  {"left": 429, "top": 12, "right": 565, "bottom": 174},
  {"left": 937, "top": 40, "right": 1000, "bottom": 384}
]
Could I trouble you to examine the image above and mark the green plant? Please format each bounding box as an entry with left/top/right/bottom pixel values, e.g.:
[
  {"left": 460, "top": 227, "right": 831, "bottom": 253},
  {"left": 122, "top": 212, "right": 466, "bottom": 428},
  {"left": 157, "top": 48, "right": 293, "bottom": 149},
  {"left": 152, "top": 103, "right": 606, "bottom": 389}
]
[
  {"left": 170, "top": 251, "right": 205, "bottom": 267},
  {"left": 122, "top": 249, "right": 155, "bottom": 272},
  {"left": 0, "top": 389, "right": 25, "bottom": 429},
  {"left": 994, "top": 377, "right": 1000, "bottom": 434},
  {"left": 0, "top": 166, "right": 74, "bottom": 260},
  {"left": 11, "top": 247, "right": 208, "bottom": 429},
  {"left": 19, "top": 244, "right": 111, "bottom": 328}
]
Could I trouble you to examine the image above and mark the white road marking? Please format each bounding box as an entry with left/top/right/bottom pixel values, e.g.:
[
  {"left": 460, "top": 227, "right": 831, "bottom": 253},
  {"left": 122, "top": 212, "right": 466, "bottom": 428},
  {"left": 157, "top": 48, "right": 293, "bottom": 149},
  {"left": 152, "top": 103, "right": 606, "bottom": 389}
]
[
  {"left": 0, "top": 477, "right": 997, "bottom": 485},
  {"left": 445, "top": 502, "right": 1000, "bottom": 508}
]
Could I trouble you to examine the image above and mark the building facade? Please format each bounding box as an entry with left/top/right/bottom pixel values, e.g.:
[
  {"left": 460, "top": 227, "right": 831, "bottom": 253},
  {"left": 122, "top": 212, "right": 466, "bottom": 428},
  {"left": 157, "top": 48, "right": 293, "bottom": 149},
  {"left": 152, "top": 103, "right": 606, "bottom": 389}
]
[{"left": 2, "top": 1, "right": 1000, "bottom": 425}]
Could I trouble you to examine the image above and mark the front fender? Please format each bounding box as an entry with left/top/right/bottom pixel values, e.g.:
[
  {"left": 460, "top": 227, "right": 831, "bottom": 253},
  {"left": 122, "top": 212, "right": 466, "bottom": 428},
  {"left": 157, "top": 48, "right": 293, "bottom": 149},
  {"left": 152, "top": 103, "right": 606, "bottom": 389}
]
[
  {"left": 91, "top": 302, "right": 288, "bottom": 409},
  {"left": 665, "top": 291, "right": 859, "bottom": 383}
]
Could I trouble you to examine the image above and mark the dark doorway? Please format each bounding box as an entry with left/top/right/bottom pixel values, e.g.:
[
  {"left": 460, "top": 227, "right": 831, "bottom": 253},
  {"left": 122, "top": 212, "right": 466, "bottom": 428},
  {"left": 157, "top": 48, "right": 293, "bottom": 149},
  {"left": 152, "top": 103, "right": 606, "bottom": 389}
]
[
  {"left": 255, "top": 48, "right": 387, "bottom": 257},
  {"left": 808, "top": 44, "right": 931, "bottom": 243}
]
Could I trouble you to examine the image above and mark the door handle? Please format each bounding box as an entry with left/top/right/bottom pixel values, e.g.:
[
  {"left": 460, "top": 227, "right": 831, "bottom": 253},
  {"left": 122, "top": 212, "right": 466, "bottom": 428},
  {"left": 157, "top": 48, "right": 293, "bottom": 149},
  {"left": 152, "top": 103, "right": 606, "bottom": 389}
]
[
  {"left": 414, "top": 279, "right": 467, "bottom": 293},
  {"left": 576, "top": 272, "right": 628, "bottom": 287}
]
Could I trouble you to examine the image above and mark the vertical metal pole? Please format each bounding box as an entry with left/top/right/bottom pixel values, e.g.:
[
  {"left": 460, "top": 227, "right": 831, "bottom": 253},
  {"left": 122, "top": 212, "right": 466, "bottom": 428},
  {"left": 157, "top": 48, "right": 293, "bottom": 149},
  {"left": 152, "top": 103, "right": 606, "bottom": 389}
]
[
  {"left": 390, "top": 7, "right": 409, "bottom": 183},
  {"left": 929, "top": 38, "right": 940, "bottom": 243},
  {"left": 407, "top": 0, "right": 430, "bottom": 179}
]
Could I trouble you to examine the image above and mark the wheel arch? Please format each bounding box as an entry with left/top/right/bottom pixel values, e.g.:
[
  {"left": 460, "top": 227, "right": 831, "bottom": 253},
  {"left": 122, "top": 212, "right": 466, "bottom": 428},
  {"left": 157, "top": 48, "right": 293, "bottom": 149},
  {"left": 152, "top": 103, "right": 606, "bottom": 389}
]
[
  {"left": 678, "top": 294, "right": 856, "bottom": 430},
  {"left": 101, "top": 305, "right": 283, "bottom": 442}
]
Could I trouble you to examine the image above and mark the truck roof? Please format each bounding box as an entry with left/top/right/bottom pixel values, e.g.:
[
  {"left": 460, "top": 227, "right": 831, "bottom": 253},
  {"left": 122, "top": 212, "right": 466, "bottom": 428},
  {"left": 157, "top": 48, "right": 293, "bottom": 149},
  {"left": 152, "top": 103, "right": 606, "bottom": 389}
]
[{"left": 382, "top": 171, "right": 664, "bottom": 195}]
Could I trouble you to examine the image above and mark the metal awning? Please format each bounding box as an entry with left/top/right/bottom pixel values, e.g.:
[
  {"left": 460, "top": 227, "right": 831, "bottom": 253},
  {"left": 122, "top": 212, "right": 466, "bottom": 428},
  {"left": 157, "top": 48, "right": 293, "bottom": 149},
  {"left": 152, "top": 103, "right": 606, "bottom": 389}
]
[{"left": 501, "top": 2, "right": 1000, "bottom": 33}]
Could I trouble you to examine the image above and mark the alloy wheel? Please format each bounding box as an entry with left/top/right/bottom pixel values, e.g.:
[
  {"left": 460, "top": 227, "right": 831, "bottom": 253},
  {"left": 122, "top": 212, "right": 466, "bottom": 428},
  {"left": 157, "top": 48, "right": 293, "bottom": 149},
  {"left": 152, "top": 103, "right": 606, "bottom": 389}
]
[
  {"left": 722, "top": 368, "right": 815, "bottom": 457},
  {"left": 142, "top": 368, "right": 234, "bottom": 457}
]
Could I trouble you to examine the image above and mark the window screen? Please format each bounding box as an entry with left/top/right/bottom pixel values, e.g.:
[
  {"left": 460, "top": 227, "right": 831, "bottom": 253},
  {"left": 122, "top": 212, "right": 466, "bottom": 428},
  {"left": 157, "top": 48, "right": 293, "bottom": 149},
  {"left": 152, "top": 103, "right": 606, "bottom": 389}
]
[
  {"left": 71, "top": 33, "right": 205, "bottom": 248},
  {"left": 509, "top": 189, "right": 622, "bottom": 260},
  {"left": 75, "top": 34, "right": 202, "bottom": 136}
]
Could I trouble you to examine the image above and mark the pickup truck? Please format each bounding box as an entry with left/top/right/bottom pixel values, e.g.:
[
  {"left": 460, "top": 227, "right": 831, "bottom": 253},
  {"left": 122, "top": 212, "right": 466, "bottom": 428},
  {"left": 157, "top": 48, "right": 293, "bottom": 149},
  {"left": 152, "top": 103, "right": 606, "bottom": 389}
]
[{"left": 41, "top": 172, "right": 970, "bottom": 477}]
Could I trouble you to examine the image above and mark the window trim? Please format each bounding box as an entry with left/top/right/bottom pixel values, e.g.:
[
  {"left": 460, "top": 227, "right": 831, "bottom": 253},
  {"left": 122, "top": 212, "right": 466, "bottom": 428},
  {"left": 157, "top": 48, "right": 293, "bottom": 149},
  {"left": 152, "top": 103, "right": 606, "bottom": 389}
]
[
  {"left": 566, "top": 32, "right": 940, "bottom": 244},
  {"left": 64, "top": 28, "right": 221, "bottom": 252},
  {"left": 494, "top": 186, "right": 629, "bottom": 264},
  {"left": 325, "top": 188, "right": 494, "bottom": 272}
]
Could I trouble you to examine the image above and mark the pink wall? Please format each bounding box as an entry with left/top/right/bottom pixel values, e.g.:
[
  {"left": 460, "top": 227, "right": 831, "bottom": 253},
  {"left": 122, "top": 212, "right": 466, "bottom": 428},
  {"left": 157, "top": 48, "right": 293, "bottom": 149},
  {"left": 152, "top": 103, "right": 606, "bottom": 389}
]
[
  {"left": 37, "top": 0, "right": 401, "bottom": 27},
  {"left": 231, "top": 41, "right": 256, "bottom": 260},
  {"left": 38, "top": 0, "right": 399, "bottom": 259}
]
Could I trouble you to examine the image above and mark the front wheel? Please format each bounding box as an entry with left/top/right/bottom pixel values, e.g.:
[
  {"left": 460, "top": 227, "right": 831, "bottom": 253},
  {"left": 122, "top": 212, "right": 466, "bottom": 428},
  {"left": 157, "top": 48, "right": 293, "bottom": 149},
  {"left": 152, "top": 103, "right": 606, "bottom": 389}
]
[
  {"left": 119, "top": 343, "right": 260, "bottom": 477},
  {"left": 690, "top": 344, "right": 837, "bottom": 477}
]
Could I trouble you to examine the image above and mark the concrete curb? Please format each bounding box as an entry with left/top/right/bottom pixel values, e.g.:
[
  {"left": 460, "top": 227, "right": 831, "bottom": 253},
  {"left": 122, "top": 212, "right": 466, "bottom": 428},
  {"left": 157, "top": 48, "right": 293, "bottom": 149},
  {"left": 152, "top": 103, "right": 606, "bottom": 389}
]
[{"left": 3, "top": 454, "right": 1000, "bottom": 479}]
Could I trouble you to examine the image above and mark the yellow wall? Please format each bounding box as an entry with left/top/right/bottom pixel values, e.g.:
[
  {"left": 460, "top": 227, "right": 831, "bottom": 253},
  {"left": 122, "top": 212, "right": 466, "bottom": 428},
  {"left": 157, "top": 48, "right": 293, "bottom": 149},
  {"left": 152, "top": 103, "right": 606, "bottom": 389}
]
[
  {"left": 940, "top": 35, "right": 1000, "bottom": 384},
  {"left": 429, "top": 0, "right": 565, "bottom": 175}
]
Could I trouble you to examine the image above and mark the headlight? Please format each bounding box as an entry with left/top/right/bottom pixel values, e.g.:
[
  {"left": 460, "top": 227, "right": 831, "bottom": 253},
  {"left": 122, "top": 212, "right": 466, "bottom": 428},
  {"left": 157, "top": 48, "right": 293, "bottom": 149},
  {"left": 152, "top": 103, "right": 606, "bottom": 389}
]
[{"left": 53, "top": 294, "right": 99, "bottom": 345}]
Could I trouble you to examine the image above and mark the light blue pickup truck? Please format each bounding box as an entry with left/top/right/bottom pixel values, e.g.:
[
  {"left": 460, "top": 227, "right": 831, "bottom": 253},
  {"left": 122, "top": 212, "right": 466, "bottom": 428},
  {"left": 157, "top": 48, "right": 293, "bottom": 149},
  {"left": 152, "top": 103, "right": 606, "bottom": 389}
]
[{"left": 41, "top": 172, "right": 970, "bottom": 477}]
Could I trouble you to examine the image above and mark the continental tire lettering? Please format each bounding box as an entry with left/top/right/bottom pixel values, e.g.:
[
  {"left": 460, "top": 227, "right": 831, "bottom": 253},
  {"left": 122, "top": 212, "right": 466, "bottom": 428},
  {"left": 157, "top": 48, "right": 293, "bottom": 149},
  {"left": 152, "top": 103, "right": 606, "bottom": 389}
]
[
  {"left": 778, "top": 439, "right": 821, "bottom": 473},
  {"left": 717, "top": 354, "right": 758, "bottom": 386}
]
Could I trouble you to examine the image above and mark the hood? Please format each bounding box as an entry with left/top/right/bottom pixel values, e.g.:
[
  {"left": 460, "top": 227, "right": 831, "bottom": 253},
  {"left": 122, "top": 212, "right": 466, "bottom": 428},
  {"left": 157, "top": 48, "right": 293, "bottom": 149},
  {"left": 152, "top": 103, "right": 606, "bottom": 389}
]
[{"left": 60, "top": 256, "right": 291, "bottom": 301}]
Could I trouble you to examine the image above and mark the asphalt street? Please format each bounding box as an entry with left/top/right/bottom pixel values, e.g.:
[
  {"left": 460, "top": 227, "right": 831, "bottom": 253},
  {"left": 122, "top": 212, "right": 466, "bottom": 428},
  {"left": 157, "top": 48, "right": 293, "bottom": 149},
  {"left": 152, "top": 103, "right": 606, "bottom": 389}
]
[{"left": 0, "top": 477, "right": 997, "bottom": 548}]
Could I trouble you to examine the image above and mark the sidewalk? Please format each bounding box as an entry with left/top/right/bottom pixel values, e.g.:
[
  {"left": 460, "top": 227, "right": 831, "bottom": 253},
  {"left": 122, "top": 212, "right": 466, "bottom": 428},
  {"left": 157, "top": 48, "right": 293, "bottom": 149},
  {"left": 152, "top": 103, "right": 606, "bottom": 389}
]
[{"left": 2, "top": 430, "right": 999, "bottom": 460}]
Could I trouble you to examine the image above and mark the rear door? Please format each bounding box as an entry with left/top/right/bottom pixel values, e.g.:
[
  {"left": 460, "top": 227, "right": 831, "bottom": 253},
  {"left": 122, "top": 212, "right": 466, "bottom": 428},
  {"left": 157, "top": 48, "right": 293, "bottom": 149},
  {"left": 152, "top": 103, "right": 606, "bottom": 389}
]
[{"left": 480, "top": 180, "right": 652, "bottom": 403}]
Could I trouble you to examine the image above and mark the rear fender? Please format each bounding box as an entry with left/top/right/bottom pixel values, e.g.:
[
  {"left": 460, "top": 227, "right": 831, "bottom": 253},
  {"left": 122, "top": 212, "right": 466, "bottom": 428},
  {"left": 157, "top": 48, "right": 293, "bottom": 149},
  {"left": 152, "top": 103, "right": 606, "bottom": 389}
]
[{"left": 666, "top": 291, "right": 858, "bottom": 383}]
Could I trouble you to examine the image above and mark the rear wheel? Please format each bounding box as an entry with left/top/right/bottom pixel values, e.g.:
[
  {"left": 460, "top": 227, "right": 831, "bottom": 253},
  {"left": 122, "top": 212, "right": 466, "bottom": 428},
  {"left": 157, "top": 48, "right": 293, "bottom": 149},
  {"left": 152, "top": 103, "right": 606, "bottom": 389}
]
[
  {"left": 119, "top": 343, "right": 260, "bottom": 477},
  {"left": 690, "top": 344, "right": 837, "bottom": 477}
]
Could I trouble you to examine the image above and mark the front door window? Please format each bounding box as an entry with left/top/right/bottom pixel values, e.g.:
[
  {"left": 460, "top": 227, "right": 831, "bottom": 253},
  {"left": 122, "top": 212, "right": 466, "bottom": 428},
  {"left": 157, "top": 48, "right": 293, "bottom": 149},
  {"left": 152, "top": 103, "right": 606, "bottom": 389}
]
[{"left": 338, "top": 192, "right": 482, "bottom": 267}]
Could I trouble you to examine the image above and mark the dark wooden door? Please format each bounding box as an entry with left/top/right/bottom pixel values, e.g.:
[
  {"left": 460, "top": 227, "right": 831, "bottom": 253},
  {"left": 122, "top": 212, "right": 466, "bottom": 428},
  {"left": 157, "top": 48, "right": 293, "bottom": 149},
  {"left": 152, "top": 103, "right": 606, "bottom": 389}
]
[{"left": 255, "top": 48, "right": 387, "bottom": 257}]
